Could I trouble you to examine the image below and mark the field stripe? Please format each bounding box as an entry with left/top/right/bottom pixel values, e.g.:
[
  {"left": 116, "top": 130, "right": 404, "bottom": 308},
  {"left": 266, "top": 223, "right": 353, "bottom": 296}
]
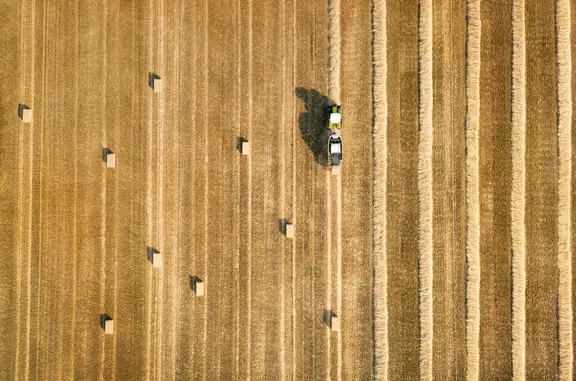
[
  {"left": 291, "top": 0, "right": 297, "bottom": 377},
  {"left": 14, "top": 0, "right": 26, "bottom": 376},
  {"left": 68, "top": 0, "right": 79, "bottom": 376},
  {"left": 156, "top": 0, "right": 166, "bottom": 377},
  {"left": 511, "top": 0, "right": 526, "bottom": 378},
  {"left": 279, "top": 0, "right": 287, "bottom": 378},
  {"left": 556, "top": 0, "right": 573, "bottom": 379},
  {"left": 418, "top": 0, "right": 433, "bottom": 379},
  {"left": 372, "top": 0, "right": 388, "bottom": 378},
  {"left": 33, "top": 0, "right": 48, "bottom": 377},
  {"left": 202, "top": 1, "right": 209, "bottom": 379},
  {"left": 327, "top": 0, "right": 341, "bottom": 378},
  {"left": 23, "top": 1, "right": 37, "bottom": 378},
  {"left": 247, "top": 0, "right": 254, "bottom": 377},
  {"left": 99, "top": 0, "right": 109, "bottom": 377},
  {"left": 145, "top": 0, "right": 154, "bottom": 376},
  {"left": 465, "top": 0, "right": 481, "bottom": 380}
]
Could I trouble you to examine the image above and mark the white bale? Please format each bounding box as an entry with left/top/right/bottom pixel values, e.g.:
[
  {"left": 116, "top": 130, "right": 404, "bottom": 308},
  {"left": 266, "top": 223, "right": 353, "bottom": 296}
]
[
  {"left": 285, "top": 223, "right": 294, "bottom": 238},
  {"left": 153, "top": 252, "right": 162, "bottom": 267},
  {"left": 105, "top": 319, "right": 114, "bottom": 334},
  {"left": 106, "top": 153, "right": 116, "bottom": 168},
  {"left": 331, "top": 315, "right": 339, "bottom": 332},
  {"left": 154, "top": 78, "right": 163, "bottom": 93},
  {"left": 22, "top": 108, "right": 32, "bottom": 123},
  {"left": 195, "top": 280, "right": 205, "bottom": 296},
  {"left": 241, "top": 141, "right": 250, "bottom": 155},
  {"left": 331, "top": 165, "right": 341, "bottom": 176}
]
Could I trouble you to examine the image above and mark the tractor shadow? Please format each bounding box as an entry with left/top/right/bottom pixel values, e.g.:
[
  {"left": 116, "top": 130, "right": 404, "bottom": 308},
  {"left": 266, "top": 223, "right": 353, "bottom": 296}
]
[{"left": 295, "top": 87, "right": 334, "bottom": 166}]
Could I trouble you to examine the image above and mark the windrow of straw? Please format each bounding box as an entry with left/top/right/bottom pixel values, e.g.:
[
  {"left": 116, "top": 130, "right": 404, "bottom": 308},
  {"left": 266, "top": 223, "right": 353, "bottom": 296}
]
[
  {"left": 555, "top": 0, "right": 573, "bottom": 380},
  {"left": 372, "top": 0, "right": 388, "bottom": 379},
  {"left": 418, "top": 0, "right": 433, "bottom": 379},
  {"left": 511, "top": 0, "right": 527, "bottom": 379},
  {"left": 465, "top": 0, "right": 481, "bottom": 380}
]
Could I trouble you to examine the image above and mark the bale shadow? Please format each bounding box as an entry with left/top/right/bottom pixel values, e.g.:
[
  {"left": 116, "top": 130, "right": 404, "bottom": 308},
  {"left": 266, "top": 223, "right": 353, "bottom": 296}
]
[
  {"left": 18, "top": 104, "right": 30, "bottom": 120},
  {"left": 190, "top": 275, "right": 202, "bottom": 293},
  {"left": 148, "top": 72, "right": 160, "bottom": 90},
  {"left": 100, "top": 313, "right": 112, "bottom": 330},
  {"left": 146, "top": 247, "right": 160, "bottom": 264},
  {"left": 295, "top": 87, "right": 335, "bottom": 166},
  {"left": 278, "top": 218, "right": 290, "bottom": 235},
  {"left": 102, "top": 147, "right": 113, "bottom": 163},
  {"left": 236, "top": 137, "right": 248, "bottom": 153},
  {"left": 323, "top": 309, "right": 336, "bottom": 328}
]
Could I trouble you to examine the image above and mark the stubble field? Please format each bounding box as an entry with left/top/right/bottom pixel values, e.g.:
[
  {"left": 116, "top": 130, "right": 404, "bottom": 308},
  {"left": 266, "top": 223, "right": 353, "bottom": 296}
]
[
  {"left": 1, "top": 0, "right": 575, "bottom": 380},
  {"left": 0, "top": 0, "right": 372, "bottom": 380}
]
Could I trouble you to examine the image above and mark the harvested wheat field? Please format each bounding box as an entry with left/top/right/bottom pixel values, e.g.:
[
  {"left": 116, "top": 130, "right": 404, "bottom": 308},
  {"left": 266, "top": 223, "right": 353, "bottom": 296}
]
[
  {"left": 374, "top": 0, "right": 575, "bottom": 380},
  {"left": 0, "top": 0, "right": 574, "bottom": 380}
]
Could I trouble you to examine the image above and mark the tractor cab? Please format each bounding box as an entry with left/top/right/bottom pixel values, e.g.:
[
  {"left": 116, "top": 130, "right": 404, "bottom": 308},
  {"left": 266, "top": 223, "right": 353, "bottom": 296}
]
[{"left": 328, "top": 105, "right": 342, "bottom": 130}]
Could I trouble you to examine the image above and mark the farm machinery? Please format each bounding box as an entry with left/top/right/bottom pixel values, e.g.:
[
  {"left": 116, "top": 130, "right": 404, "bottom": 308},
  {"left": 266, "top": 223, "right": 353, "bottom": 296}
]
[{"left": 327, "top": 105, "right": 342, "bottom": 175}]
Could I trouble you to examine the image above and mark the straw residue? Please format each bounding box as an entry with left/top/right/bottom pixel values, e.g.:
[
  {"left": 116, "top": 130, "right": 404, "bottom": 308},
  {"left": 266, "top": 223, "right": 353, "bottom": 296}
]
[
  {"left": 511, "top": 0, "right": 527, "bottom": 379},
  {"left": 555, "top": 0, "right": 573, "bottom": 380},
  {"left": 464, "top": 0, "right": 481, "bottom": 380},
  {"left": 418, "top": 0, "right": 433, "bottom": 379},
  {"left": 372, "top": 0, "right": 388, "bottom": 379}
]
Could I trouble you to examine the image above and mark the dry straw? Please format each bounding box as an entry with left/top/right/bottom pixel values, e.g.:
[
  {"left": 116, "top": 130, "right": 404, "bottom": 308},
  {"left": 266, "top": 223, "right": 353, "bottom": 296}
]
[
  {"left": 556, "top": 0, "right": 573, "bottom": 379},
  {"left": 465, "top": 0, "right": 481, "bottom": 380},
  {"left": 328, "top": 0, "right": 341, "bottom": 101},
  {"left": 418, "top": 0, "right": 433, "bottom": 379},
  {"left": 511, "top": 0, "right": 526, "bottom": 379},
  {"left": 372, "top": 0, "right": 388, "bottom": 379}
]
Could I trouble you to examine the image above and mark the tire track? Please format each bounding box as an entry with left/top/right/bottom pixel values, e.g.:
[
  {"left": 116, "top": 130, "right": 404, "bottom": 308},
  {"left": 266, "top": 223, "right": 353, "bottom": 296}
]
[
  {"left": 465, "top": 1, "right": 481, "bottom": 380},
  {"left": 418, "top": 0, "right": 434, "bottom": 378},
  {"left": 511, "top": 0, "right": 526, "bottom": 378},
  {"left": 556, "top": 1, "right": 573, "bottom": 379},
  {"left": 372, "top": 0, "right": 388, "bottom": 378}
]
